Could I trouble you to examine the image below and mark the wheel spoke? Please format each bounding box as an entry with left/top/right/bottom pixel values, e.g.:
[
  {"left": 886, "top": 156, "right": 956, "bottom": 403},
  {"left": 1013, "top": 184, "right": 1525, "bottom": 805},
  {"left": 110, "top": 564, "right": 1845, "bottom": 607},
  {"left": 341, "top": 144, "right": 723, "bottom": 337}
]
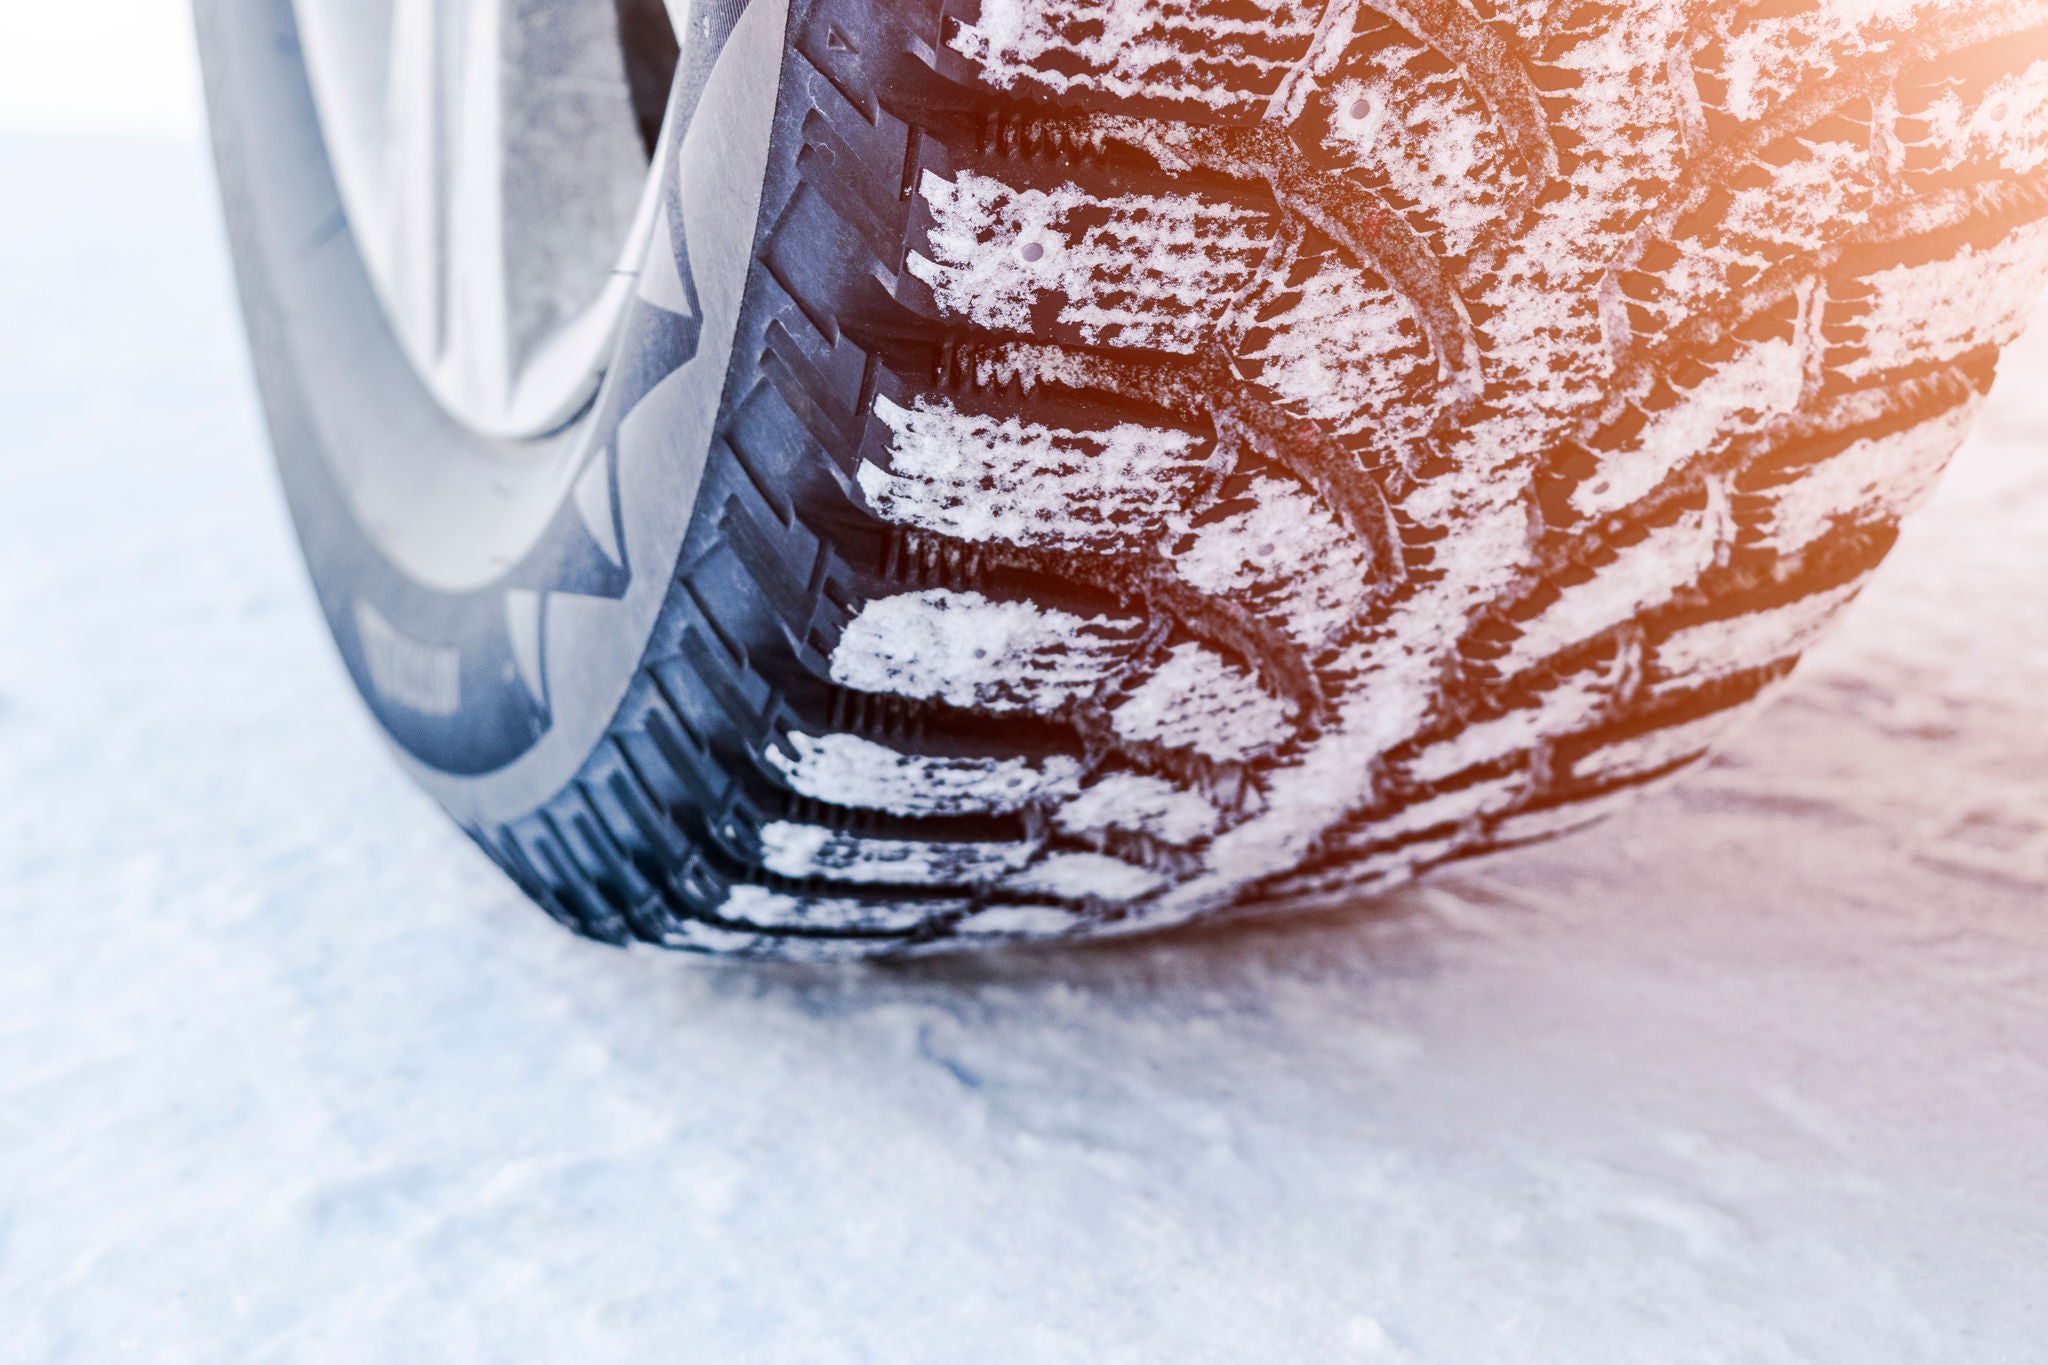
[
  {"left": 352, "top": 0, "right": 451, "bottom": 376},
  {"left": 439, "top": 0, "right": 512, "bottom": 418},
  {"left": 295, "top": 0, "right": 676, "bottom": 436}
]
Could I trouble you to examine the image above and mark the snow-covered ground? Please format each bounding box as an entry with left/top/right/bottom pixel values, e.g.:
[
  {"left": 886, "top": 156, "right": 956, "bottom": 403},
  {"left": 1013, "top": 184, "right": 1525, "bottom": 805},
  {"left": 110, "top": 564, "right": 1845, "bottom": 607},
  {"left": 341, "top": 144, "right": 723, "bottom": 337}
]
[{"left": 4, "top": 132, "right": 2048, "bottom": 1364}]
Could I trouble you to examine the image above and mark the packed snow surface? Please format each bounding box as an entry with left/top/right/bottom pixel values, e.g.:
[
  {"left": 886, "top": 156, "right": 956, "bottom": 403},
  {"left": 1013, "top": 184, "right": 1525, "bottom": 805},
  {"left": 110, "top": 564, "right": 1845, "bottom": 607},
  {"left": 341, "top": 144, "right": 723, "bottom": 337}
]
[{"left": 7, "top": 136, "right": 2048, "bottom": 1363}]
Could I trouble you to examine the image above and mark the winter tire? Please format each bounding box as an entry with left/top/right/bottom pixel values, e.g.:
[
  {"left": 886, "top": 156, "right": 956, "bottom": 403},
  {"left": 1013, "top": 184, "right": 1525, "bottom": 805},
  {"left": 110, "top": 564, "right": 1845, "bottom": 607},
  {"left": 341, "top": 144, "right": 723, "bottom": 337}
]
[{"left": 200, "top": 0, "right": 2048, "bottom": 956}]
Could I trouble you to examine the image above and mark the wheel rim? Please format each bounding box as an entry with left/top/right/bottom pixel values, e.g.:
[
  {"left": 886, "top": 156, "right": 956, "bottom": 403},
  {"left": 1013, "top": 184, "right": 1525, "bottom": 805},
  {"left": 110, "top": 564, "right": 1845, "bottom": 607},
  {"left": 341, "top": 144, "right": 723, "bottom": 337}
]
[{"left": 292, "top": 0, "right": 686, "bottom": 438}]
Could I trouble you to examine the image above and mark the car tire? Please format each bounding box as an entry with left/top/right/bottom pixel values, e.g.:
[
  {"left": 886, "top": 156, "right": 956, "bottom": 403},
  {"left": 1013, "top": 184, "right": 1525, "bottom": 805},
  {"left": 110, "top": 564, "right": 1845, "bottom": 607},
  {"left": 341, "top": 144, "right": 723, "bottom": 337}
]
[{"left": 199, "top": 0, "right": 2048, "bottom": 955}]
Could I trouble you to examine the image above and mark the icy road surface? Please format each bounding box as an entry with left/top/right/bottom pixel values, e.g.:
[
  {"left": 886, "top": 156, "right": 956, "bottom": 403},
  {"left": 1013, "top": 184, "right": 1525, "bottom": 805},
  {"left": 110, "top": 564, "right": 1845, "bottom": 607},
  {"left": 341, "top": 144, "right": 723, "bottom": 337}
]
[{"left": 4, "top": 136, "right": 2047, "bottom": 1363}]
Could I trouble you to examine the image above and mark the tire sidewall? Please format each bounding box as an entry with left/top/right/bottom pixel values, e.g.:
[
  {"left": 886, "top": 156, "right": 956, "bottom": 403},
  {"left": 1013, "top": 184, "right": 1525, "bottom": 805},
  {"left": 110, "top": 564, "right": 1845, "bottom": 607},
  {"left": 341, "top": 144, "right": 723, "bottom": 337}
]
[{"left": 199, "top": 0, "right": 790, "bottom": 829}]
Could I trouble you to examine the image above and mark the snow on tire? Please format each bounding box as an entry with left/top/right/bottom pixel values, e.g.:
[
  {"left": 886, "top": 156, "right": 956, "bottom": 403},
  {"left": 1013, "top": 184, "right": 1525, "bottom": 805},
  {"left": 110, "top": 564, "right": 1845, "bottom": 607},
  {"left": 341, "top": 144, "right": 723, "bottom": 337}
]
[{"left": 206, "top": 0, "right": 2048, "bottom": 954}]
